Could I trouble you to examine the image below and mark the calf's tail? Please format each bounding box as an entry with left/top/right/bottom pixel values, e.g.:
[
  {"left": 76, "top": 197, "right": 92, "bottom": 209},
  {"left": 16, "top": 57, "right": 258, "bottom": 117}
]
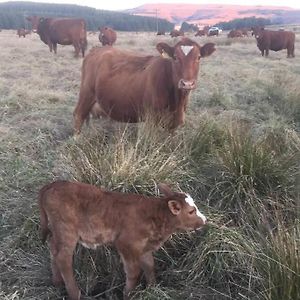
[{"left": 38, "top": 185, "right": 52, "bottom": 244}]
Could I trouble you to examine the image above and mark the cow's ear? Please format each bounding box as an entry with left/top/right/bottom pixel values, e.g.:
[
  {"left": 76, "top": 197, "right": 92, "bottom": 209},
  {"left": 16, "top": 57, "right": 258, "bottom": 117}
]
[
  {"left": 156, "top": 42, "right": 174, "bottom": 58},
  {"left": 200, "top": 43, "right": 216, "bottom": 57},
  {"left": 158, "top": 183, "right": 174, "bottom": 197},
  {"left": 168, "top": 200, "right": 182, "bottom": 215}
]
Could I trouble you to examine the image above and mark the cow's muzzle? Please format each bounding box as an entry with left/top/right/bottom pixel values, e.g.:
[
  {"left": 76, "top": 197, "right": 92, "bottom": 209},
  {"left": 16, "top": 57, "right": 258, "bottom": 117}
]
[{"left": 178, "top": 79, "right": 196, "bottom": 90}]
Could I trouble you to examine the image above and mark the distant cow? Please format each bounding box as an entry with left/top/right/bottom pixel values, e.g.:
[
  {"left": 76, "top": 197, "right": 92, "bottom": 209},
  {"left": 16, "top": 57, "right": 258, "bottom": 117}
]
[
  {"left": 227, "top": 30, "right": 243, "bottom": 38},
  {"left": 17, "top": 28, "right": 31, "bottom": 38},
  {"left": 73, "top": 38, "right": 215, "bottom": 134},
  {"left": 39, "top": 181, "right": 207, "bottom": 300},
  {"left": 251, "top": 27, "right": 295, "bottom": 58},
  {"left": 98, "top": 26, "right": 117, "bottom": 46},
  {"left": 240, "top": 28, "right": 249, "bottom": 36},
  {"left": 170, "top": 29, "right": 184, "bottom": 37},
  {"left": 195, "top": 26, "right": 209, "bottom": 37},
  {"left": 156, "top": 31, "right": 165, "bottom": 35},
  {"left": 26, "top": 16, "right": 87, "bottom": 57}
]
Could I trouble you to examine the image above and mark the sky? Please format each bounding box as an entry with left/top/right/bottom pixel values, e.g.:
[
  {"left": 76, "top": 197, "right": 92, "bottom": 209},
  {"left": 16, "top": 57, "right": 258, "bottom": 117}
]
[{"left": 1, "top": 0, "right": 300, "bottom": 11}]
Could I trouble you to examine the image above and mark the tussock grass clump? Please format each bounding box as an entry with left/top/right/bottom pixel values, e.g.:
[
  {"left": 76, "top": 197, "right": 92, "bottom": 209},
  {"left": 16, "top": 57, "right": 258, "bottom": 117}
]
[
  {"left": 209, "top": 124, "right": 299, "bottom": 215},
  {"left": 255, "top": 221, "right": 300, "bottom": 300},
  {"left": 181, "top": 224, "right": 260, "bottom": 299},
  {"left": 60, "top": 119, "right": 190, "bottom": 194},
  {"left": 264, "top": 73, "right": 300, "bottom": 126}
]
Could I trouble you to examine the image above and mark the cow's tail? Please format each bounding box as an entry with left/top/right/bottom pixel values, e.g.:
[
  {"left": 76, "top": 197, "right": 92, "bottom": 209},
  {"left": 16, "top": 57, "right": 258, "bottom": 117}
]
[
  {"left": 80, "top": 20, "right": 88, "bottom": 57},
  {"left": 38, "top": 184, "right": 52, "bottom": 244}
]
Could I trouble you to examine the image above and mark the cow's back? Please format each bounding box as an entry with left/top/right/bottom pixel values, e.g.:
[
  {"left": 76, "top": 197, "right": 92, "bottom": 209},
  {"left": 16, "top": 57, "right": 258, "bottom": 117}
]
[
  {"left": 81, "top": 47, "right": 170, "bottom": 122},
  {"left": 47, "top": 18, "right": 86, "bottom": 45},
  {"left": 258, "top": 30, "right": 295, "bottom": 51}
]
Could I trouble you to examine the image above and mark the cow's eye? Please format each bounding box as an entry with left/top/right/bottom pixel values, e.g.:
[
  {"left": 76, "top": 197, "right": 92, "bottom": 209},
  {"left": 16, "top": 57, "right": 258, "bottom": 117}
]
[
  {"left": 189, "top": 210, "right": 195, "bottom": 215},
  {"left": 173, "top": 55, "right": 178, "bottom": 61},
  {"left": 197, "top": 55, "right": 201, "bottom": 60}
]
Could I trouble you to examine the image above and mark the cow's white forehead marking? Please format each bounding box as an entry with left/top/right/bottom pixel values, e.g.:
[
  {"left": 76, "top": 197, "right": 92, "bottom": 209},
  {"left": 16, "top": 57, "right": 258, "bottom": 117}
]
[
  {"left": 181, "top": 45, "right": 194, "bottom": 56},
  {"left": 185, "top": 194, "right": 207, "bottom": 223}
]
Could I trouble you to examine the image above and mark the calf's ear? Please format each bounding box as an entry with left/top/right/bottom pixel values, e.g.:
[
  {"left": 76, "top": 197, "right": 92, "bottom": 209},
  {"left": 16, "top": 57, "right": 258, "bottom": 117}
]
[
  {"left": 168, "top": 200, "right": 182, "bottom": 215},
  {"left": 200, "top": 43, "right": 216, "bottom": 57},
  {"left": 156, "top": 42, "right": 174, "bottom": 58},
  {"left": 158, "top": 183, "right": 174, "bottom": 197}
]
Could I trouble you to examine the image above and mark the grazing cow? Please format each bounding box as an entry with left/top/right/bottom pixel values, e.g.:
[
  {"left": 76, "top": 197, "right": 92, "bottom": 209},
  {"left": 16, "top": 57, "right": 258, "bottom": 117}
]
[
  {"left": 156, "top": 31, "right": 165, "bottom": 35},
  {"left": 195, "top": 26, "right": 209, "bottom": 37},
  {"left": 98, "top": 26, "right": 117, "bottom": 46},
  {"left": 73, "top": 38, "right": 216, "bottom": 134},
  {"left": 39, "top": 181, "right": 207, "bottom": 300},
  {"left": 227, "top": 29, "right": 243, "bottom": 38},
  {"left": 17, "top": 28, "right": 31, "bottom": 37},
  {"left": 241, "top": 28, "right": 249, "bottom": 37},
  {"left": 26, "top": 16, "right": 87, "bottom": 57},
  {"left": 251, "top": 27, "right": 295, "bottom": 58},
  {"left": 170, "top": 29, "right": 184, "bottom": 37}
]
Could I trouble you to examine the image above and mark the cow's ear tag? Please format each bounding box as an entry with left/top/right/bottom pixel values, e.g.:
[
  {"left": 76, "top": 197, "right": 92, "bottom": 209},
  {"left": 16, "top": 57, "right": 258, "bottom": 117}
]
[{"left": 161, "top": 50, "right": 171, "bottom": 58}]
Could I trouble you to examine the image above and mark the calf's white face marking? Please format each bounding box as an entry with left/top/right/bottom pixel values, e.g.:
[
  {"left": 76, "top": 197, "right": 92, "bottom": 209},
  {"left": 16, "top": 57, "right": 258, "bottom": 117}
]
[
  {"left": 181, "top": 45, "right": 194, "bottom": 56},
  {"left": 185, "top": 194, "right": 207, "bottom": 223}
]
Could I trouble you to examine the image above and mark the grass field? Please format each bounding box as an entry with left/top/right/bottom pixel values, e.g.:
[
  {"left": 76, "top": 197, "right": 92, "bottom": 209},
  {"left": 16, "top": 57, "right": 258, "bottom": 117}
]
[{"left": 0, "top": 28, "right": 299, "bottom": 300}]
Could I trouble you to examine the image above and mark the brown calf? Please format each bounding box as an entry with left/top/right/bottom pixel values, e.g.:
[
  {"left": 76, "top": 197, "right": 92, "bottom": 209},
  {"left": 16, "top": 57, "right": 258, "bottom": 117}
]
[{"left": 39, "top": 181, "right": 207, "bottom": 299}]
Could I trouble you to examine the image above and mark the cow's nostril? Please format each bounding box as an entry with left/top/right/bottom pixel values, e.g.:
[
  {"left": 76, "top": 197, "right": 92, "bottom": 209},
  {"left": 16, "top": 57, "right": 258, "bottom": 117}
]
[{"left": 179, "top": 79, "right": 196, "bottom": 90}]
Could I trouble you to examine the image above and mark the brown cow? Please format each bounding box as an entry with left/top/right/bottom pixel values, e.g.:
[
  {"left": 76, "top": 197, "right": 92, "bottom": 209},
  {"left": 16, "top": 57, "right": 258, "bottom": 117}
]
[
  {"left": 227, "top": 30, "right": 243, "bottom": 38},
  {"left": 73, "top": 38, "right": 216, "bottom": 134},
  {"left": 251, "top": 27, "right": 295, "bottom": 58},
  {"left": 26, "top": 16, "right": 87, "bottom": 57},
  {"left": 17, "top": 28, "right": 31, "bottom": 38},
  {"left": 195, "top": 26, "right": 209, "bottom": 37},
  {"left": 170, "top": 29, "right": 184, "bottom": 37},
  {"left": 98, "top": 26, "right": 117, "bottom": 46},
  {"left": 241, "top": 28, "right": 249, "bottom": 37},
  {"left": 39, "top": 181, "right": 207, "bottom": 300}
]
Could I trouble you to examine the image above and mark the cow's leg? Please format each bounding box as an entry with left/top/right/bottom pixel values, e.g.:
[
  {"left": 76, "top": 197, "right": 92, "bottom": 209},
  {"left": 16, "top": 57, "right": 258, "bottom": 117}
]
[
  {"left": 265, "top": 49, "right": 269, "bottom": 57},
  {"left": 289, "top": 45, "right": 295, "bottom": 58},
  {"left": 55, "top": 240, "right": 80, "bottom": 300},
  {"left": 140, "top": 252, "right": 156, "bottom": 285},
  {"left": 73, "top": 88, "right": 95, "bottom": 134},
  {"left": 73, "top": 42, "right": 80, "bottom": 58},
  {"left": 261, "top": 49, "right": 264, "bottom": 56},
  {"left": 48, "top": 42, "right": 53, "bottom": 53},
  {"left": 53, "top": 43, "right": 57, "bottom": 54}
]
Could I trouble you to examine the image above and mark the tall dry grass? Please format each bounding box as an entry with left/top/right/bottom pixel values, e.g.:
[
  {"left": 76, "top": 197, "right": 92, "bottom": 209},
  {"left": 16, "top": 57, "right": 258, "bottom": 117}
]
[{"left": 0, "top": 29, "right": 299, "bottom": 299}]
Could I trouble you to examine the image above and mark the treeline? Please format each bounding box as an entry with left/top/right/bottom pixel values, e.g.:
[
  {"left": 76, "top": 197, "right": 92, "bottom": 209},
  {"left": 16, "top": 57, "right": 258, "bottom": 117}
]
[
  {"left": 0, "top": 1, "right": 174, "bottom": 31},
  {"left": 215, "top": 16, "right": 272, "bottom": 30}
]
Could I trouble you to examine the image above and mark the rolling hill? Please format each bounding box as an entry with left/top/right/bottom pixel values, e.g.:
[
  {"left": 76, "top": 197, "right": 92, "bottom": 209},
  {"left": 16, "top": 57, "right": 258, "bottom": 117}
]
[{"left": 126, "top": 3, "right": 300, "bottom": 26}]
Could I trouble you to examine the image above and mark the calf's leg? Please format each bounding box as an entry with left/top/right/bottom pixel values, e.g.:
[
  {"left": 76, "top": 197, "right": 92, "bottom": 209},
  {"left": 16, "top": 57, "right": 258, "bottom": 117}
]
[
  {"left": 55, "top": 242, "right": 81, "bottom": 300},
  {"left": 49, "top": 235, "right": 64, "bottom": 286},
  {"left": 140, "top": 252, "right": 156, "bottom": 285},
  {"left": 121, "top": 258, "right": 142, "bottom": 300}
]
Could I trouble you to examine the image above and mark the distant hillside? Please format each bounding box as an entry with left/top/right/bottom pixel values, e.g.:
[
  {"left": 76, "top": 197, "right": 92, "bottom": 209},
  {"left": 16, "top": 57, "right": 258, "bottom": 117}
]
[
  {"left": 126, "top": 3, "right": 300, "bottom": 26},
  {"left": 0, "top": 1, "right": 174, "bottom": 31}
]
